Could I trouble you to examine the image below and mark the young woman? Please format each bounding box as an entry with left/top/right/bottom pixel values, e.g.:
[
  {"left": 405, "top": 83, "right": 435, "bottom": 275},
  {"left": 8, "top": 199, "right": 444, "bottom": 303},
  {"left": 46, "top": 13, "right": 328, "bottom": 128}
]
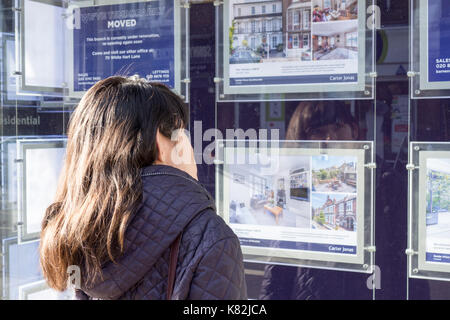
[{"left": 39, "top": 76, "right": 247, "bottom": 300}]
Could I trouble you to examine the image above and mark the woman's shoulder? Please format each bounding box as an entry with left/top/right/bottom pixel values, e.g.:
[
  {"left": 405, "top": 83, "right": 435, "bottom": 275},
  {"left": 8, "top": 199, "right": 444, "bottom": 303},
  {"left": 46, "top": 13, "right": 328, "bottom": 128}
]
[
  {"left": 183, "top": 207, "right": 239, "bottom": 251},
  {"left": 139, "top": 165, "right": 239, "bottom": 251},
  {"left": 141, "top": 165, "right": 213, "bottom": 206}
]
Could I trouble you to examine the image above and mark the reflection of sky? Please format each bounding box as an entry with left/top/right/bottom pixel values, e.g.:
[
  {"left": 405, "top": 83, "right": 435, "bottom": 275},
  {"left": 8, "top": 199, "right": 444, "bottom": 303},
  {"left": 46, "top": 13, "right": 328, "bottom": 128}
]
[
  {"left": 311, "top": 192, "right": 349, "bottom": 208},
  {"left": 312, "top": 155, "right": 357, "bottom": 171}
]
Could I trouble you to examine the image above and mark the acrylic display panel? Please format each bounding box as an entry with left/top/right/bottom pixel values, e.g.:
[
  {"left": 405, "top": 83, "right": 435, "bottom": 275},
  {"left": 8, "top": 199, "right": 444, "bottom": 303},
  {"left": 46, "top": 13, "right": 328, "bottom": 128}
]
[
  {"left": 0, "top": 34, "right": 40, "bottom": 106},
  {"left": 64, "top": 0, "right": 190, "bottom": 102},
  {"left": 1, "top": 238, "right": 41, "bottom": 300},
  {"left": 1, "top": 136, "right": 64, "bottom": 211},
  {"left": 16, "top": 0, "right": 65, "bottom": 94},
  {"left": 215, "top": 140, "right": 375, "bottom": 273},
  {"left": 18, "top": 280, "right": 73, "bottom": 300},
  {"left": 215, "top": 0, "right": 376, "bottom": 102},
  {"left": 408, "top": 142, "right": 450, "bottom": 281},
  {"left": 16, "top": 138, "right": 66, "bottom": 243},
  {"left": 1, "top": 238, "right": 70, "bottom": 300},
  {"left": 411, "top": 0, "right": 450, "bottom": 99},
  {"left": 1, "top": 137, "right": 20, "bottom": 211}
]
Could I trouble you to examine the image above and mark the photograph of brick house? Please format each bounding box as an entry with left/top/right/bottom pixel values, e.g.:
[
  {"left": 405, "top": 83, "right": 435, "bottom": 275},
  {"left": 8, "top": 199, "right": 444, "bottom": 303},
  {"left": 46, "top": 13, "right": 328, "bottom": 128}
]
[
  {"left": 283, "top": 0, "right": 312, "bottom": 60},
  {"left": 312, "top": 193, "right": 357, "bottom": 231}
]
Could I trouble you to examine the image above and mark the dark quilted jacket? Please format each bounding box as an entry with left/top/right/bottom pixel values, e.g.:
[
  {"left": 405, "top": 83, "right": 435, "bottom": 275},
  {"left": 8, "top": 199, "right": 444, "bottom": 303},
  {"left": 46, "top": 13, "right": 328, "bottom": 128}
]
[{"left": 74, "top": 165, "right": 247, "bottom": 300}]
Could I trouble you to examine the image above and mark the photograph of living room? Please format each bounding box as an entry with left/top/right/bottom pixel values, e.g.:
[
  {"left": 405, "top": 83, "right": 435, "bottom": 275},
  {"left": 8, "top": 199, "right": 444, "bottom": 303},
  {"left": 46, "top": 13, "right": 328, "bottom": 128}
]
[
  {"left": 311, "top": 193, "right": 357, "bottom": 231},
  {"left": 312, "top": 0, "right": 358, "bottom": 22},
  {"left": 311, "top": 19, "right": 358, "bottom": 60},
  {"left": 227, "top": 155, "right": 311, "bottom": 228},
  {"left": 312, "top": 155, "right": 357, "bottom": 193}
]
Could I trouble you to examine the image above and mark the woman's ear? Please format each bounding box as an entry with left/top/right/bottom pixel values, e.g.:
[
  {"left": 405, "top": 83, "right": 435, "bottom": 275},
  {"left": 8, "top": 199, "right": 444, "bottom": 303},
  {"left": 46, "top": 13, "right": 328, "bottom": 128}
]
[
  {"left": 155, "top": 130, "right": 170, "bottom": 164},
  {"left": 171, "top": 129, "right": 190, "bottom": 165},
  {"left": 154, "top": 131, "right": 163, "bottom": 164}
]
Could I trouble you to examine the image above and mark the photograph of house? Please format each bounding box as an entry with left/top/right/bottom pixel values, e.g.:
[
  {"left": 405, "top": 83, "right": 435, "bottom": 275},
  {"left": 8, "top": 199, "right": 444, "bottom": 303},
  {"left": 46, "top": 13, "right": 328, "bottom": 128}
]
[
  {"left": 227, "top": 155, "right": 311, "bottom": 228},
  {"left": 312, "top": 19, "right": 358, "bottom": 60},
  {"left": 312, "top": 0, "right": 358, "bottom": 22},
  {"left": 230, "top": 0, "right": 284, "bottom": 62},
  {"left": 425, "top": 159, "right": 450, "bottom": 239},
  {"left": 311, "top": 193, "right": 357, "bottom": 231},
  {"left": 312, "top": 155, "right": 357, "bottom": 193},
  {"left": 284, "top": 0, "right": 312, "bottom": 60}
]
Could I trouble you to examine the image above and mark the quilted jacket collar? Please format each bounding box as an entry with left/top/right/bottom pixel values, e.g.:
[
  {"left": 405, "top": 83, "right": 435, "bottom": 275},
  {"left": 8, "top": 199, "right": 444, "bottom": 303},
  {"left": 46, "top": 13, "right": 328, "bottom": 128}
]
[
  {"left": 141, "top": 164, "right": 201, "bottom": 185},
  {"left": 82, "top": 164, "right": 216, "bottom": 299}
]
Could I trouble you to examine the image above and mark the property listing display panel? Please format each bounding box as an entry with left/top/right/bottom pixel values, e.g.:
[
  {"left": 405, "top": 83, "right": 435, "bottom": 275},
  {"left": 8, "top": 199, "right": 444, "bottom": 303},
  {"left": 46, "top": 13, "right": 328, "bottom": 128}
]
[
  {"left": 222, "top": 147, "right": 365, "bottom": 264},
  {"left": 72, "top": 0, "right": 176, "bottom": 93},
  {"left": 224, "top": 0, "right": 364, "bottom": 93},
  {"left": 418, "top": 0, "right": 450, "bottom": 92},
  {"left": 422, "top": 157, "right": 450, "bottom": 265},
  {"left": 2, "top": 37, "right": 39, "bottom": 104},
  {"left": 2, "top": 238, "right": 72, "bottom": 300},
  {"left": 426, "top": 0, "right": 450, "bottom": 83},
  {"left": 23, "top": 146, "right": 65, "bottom": 236},
  {"left": 15, "top": 139, "right": 66, "bottom": 242},
  {"left": 22, "top": 0, "right": 65, "bottom": 92}
]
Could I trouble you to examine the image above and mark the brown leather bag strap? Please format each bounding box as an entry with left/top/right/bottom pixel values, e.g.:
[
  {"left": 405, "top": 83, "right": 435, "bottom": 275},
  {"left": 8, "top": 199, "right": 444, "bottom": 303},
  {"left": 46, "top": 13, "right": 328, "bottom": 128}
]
[{"left": 167, "top": 233, "right": 182, "bottom": 300}]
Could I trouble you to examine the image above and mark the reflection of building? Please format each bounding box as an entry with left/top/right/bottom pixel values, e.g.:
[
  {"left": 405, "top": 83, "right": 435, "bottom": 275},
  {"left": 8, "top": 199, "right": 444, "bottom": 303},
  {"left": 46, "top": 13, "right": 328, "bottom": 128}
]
[
  {"left": 232, "top": 0, "right": 283, "bottom": 51},
  {"left": 313, "top": 195, "right": 356, "bottom": 231},
  {"left": 284, "top": 0, "right": 311, "bottom": 59}
]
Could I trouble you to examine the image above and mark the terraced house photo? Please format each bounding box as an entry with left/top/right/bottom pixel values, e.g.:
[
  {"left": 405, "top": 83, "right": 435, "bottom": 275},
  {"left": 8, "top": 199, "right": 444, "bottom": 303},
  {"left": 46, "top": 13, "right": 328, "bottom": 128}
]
[
  {"left": 230, "top": 0, "right": 284, "bottom": 63},
  {"left": 229, "top": 0, "right": 314, "bottom": 63},
  {"left": 284, "top": 0, "right": 312, "bottom": 61},
  {"left": 312, "top": 193, "right": 357, "bottom": 232}
]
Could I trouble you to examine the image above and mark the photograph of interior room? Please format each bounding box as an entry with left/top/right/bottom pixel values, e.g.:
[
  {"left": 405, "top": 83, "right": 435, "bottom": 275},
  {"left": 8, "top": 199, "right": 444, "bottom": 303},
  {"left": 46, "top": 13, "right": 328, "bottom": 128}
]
[
  {"left": 312, "top": 19, "right": 358, "bottom": 61},
  {"left": 228, "top": 155, "right": 311, "bottom": 228}
]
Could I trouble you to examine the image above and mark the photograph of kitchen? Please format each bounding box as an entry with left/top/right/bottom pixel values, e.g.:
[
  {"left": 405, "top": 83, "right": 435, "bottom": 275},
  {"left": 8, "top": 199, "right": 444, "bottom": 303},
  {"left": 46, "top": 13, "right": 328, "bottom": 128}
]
[{"left": 227, "top": 155, "right": 311, "bottom": 228}]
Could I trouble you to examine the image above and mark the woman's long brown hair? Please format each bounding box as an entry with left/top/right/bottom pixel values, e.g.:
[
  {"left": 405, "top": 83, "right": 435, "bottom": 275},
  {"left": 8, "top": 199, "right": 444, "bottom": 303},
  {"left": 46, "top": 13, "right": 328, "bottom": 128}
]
[{"left": 39, "top": 76, "right": 188, "bottom": 291}]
